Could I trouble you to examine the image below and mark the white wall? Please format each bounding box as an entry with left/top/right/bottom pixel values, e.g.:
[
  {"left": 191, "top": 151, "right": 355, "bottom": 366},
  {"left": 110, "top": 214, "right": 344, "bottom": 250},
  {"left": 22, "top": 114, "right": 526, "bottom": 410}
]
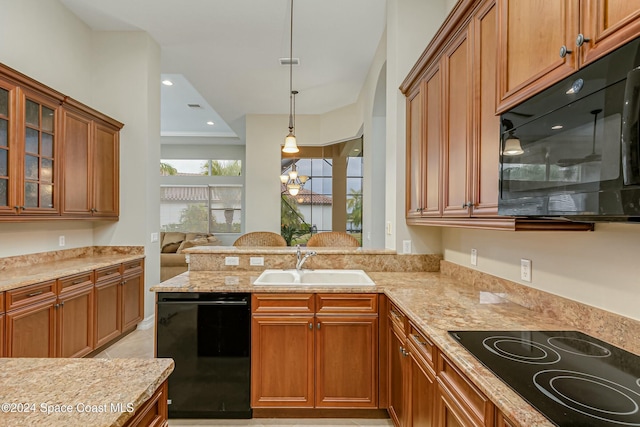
[
  {"left": 385, "top": 0, "right": 448, "bottom": 253},
  {"left": 0, "top": 0, "right": 161, "bottom": 321}
]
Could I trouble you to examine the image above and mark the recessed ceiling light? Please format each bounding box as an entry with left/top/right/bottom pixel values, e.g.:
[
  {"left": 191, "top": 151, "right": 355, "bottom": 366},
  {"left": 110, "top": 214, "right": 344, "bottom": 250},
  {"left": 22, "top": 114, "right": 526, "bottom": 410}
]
[
  {"left": 551, "top": 125, "right": 563, "bottom": 130},
  {"left": 206, "top": 121, "right": 215, "bottom": 126},
  {"left": 162, "top": 80, "right": 173, "bottom": 86}
]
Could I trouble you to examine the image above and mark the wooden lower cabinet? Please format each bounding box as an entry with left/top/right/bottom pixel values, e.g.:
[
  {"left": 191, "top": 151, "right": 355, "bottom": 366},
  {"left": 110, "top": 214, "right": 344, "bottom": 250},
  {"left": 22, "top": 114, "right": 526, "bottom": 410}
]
[
  {"left": 94, "top": 276, "right": 122, "bottom": 348},
  {"left": 251, "top": 293, "right": 379, "bottom": 410},
  {"left": 123, "top": 380, "right": 169, "bottom": 427},
  {"left": 121, "top": 260, "right": 144, "bottom": 331},
  {"left": 94, "top": 259, "right": 144, "bottom": 349},
  {"left": 409, "top": 347, "right": 436, "bottom": 427},
  {"left": 57, "top": 283, "right": 94, "bottom": 358},
  {"left": 6, "top": 297, "right": 57, "bottom": 357},
  {"left": 5, "top": 280, "right": 57, "bottom": 357},
  {"left": 315, "top": 315, "right": 378, "bottom": 407},
  {"left": 251, "top": 315, "right": 315, "bottom": 407},
  {"left": 388, "top": 327, "right": 407, "bottom": 426}
]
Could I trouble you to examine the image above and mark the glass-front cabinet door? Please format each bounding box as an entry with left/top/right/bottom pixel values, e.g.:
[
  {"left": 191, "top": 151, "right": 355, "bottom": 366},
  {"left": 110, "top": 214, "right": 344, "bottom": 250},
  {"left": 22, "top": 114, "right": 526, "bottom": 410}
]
[
  {"left": 0, "top": 81, "right": 17, "bottom": 215},
  {"left": 18, "top": 89, "right": 59, "bottom": 215}
]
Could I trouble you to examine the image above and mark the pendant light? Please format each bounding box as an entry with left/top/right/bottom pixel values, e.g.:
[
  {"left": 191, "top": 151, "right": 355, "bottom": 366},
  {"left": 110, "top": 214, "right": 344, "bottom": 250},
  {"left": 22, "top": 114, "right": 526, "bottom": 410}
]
[
  {"left": 282, "top": 0, "right": 299, "bottom": 154},
  {"left": 503, "top": 131, "right": 524, "bottom": 156}
]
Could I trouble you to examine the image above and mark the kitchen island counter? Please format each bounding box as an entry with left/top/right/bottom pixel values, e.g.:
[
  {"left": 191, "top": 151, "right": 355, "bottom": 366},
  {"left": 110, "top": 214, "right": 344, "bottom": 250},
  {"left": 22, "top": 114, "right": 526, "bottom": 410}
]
[{"left": 0, "top": 357, "right": 174, "bottom": 427}]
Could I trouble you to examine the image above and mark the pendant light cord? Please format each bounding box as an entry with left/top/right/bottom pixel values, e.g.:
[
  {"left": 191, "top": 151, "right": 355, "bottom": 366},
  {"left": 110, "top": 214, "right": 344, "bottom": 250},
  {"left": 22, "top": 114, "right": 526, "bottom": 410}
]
[{"left": 288, "top": 0, "right": 294, "bottom": 132}]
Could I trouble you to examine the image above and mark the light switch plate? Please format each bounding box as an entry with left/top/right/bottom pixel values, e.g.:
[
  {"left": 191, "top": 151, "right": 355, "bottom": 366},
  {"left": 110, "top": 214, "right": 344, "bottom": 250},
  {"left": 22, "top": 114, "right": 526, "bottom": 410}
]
[
  {"left": 225, "top": 256, "right": 240, "bottom": 266},
  {"left": 402, "top": 240, "right": 411, "bottom": 254},
  {"left": 151, "top": 232, "right": 159, "bottom": 243},
  {"left": 59, "top": 235, "right": 65, "bottom": 247},
  {"left": 521, "top": 259, "right": 532, "bottom": 282},
  {"left": 471, "top": 248, "right": 478, "bottom": 266},
  {"left": 386, "top": 221, "right": 392, "bottom": 235}
]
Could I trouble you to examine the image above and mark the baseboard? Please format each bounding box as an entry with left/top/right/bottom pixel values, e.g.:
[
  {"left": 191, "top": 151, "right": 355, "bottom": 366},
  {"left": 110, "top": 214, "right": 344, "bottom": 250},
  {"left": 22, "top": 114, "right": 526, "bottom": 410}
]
[{"left": 137, "top": 314, "right": 155, "bottom": 330}]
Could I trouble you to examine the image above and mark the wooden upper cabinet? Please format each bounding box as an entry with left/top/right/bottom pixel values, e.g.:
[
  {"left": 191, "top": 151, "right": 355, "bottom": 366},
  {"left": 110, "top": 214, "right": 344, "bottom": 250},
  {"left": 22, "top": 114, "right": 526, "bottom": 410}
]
[
  {"left": 0, "top": 63, "right": 122, "bottom": 222},
  {"left": 61, "top": 104, "right": 120, "bottom": 219},
  {"left": 406, "top": 84, "right": 425, "bottom": 219},
  {"left": 92, "top": 121, "right": 119, "bottom": 218},
  {"left": 442, "top": 27, "right": 472, "bottom": 217},
  {"left": 0, "top": 80, "right": 16, "bottom": 216},
  {"left": 471, "top": 0, "right": 500, "bottom": 216},
  {"left": 497, "top": 0, "right": 640, "bottom": 113},
  {"left": 61, "top": 109, "right": 92, "bottom": 216},
  {"left": 424, "top": 66, "right": 443, "bottom": 217},
  {"left": 580, "top": 0, "right": 640, "bottom": 65},
  {"left": 497, "top": 0, "right": 579, "bottom": 113},
  {"left": 0, "top": 85, "right": 63, "bottom": 218}
]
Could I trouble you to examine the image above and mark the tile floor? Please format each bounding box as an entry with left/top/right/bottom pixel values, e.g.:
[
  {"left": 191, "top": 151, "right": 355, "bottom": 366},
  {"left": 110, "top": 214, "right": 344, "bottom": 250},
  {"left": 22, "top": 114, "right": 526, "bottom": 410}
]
[{"left": 95, "top": 328, "right": 393, "bottom": 427}]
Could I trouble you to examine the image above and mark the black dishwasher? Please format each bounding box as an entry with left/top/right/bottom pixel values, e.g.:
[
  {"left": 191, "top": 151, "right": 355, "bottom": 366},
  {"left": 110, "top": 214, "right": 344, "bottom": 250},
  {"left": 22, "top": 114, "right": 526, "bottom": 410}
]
[{"left": 156, "top": 292, "right": 251, "bottom": 419}]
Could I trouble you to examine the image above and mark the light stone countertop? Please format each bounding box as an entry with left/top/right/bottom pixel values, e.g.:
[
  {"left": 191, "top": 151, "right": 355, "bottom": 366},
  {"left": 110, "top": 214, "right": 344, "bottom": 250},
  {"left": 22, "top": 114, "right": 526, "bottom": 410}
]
[
  {"left": 0, "top": 357, "right": 174, "bottom": 427},
  {"left": 151, "top": 270, "right": 611, "bottom": 426},
  {"left": 182, "top": 246, "right": 396, "bottom": 255},
  {"left": 0, "top": 254, "right": 145, "bottom": 292}
]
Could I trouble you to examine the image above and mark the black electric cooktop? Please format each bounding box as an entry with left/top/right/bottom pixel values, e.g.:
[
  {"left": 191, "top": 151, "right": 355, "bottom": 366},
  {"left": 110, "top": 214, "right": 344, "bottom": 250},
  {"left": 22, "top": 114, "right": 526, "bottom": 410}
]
[{"left": 450, "top": 330, "right": 640, "bottom": 426}]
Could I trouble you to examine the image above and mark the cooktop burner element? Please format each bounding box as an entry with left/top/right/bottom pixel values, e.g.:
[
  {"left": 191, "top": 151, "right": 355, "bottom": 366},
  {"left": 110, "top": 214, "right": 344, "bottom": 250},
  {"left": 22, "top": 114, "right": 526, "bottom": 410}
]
[{"left": 450, "top": 331, "right": 640, "bottom": 426}]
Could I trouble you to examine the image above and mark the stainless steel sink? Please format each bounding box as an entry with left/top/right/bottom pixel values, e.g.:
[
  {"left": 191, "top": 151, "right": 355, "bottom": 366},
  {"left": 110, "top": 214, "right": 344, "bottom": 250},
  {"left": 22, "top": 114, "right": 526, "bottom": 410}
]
[{"left": 253, "top": 269, "right": 375, "bottom": 286}]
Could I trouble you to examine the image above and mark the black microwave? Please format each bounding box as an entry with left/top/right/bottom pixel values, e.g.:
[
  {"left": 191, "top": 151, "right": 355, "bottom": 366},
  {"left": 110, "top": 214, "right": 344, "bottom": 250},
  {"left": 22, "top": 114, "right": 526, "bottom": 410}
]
[{"left": 499, "top": 37, "right": 640, "bottom": 222}]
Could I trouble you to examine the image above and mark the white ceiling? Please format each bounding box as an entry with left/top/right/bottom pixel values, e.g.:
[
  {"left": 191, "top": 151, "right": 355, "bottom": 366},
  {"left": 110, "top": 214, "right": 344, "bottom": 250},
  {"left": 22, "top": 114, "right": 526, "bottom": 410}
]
[{"left": 60, "top": 0, "right": 387, "bottom": 142}]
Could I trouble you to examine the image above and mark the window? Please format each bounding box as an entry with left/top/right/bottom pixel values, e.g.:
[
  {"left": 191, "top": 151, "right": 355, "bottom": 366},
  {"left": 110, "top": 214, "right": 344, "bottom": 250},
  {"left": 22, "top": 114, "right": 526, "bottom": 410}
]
[
  {"left": 281, "top": 138, "right": 363, "bottom": 245},
  {"left": 160, "top": 159, "right": 242, "bottom": 176},
  {"left": 160, "top": 158, "right": 243, "bottom": 233}
]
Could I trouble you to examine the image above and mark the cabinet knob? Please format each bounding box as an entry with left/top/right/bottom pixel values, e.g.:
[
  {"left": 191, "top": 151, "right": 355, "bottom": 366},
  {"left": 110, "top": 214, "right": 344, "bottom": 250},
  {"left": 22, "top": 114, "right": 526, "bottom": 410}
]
[
  {"left": 576, "top": 33, "right": 591, "bottom": 47},
  {"left": 559, "top": 45, "right": 573, "bottom": 58},
  {"left": 317, "top": 322, "right": 321, "bottom": 330},
  {"left": 309, "top": 322, "right": 313, "bottom": 330},
  {"left": 462, "top": 202, "right": 474, "bottom": 208}
]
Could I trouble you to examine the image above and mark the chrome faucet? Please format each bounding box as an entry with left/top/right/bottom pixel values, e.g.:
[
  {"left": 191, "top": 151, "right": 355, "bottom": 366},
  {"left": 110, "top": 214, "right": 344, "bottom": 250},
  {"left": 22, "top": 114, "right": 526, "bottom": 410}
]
[{"left": 296, "top": 244, "right": 317, "bottom": 270}]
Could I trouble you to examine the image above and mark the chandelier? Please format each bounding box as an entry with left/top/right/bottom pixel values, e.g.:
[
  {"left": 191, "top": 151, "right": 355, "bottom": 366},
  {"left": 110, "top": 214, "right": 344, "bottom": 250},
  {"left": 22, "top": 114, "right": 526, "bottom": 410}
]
[
  {"left": 280, "top": 162, "right": 308, "bottom": 196},
  {"left": 282, "top": 0, "right": 299, "bottom": 154}
]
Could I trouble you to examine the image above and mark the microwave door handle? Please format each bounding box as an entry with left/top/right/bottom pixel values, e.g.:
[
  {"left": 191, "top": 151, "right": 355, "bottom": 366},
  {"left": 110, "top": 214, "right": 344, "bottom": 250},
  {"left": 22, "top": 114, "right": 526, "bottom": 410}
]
[{"left": 622, "top": 67, "right": 640, "bottom": 185}]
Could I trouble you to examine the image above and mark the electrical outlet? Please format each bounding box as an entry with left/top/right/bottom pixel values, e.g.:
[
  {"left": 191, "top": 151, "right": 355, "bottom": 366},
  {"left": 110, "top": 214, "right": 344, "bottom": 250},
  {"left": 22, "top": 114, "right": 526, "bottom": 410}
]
[
  {"left": 402, "top": 240, "right": 411, "bottom": 254},
  {"left": 521, "top": 259, "right": 532, "bottom": 282},
  {"left": 58, "top": 235, "right": 65, "bottom": 247},
  {"left": 225, "top": 256, "right": 240, "bottom": 266},
  {"left": 471, "top": 248, "right": 478, "bottom": 266},
  {"left": 386, "top": 221, "right": 392, "bottom": 235},
  {"left": 151, "top": 232, "right": 159, "bottom": 243},
  {"left": 250, "top": 257, "right": 264, "bottom": 266}
]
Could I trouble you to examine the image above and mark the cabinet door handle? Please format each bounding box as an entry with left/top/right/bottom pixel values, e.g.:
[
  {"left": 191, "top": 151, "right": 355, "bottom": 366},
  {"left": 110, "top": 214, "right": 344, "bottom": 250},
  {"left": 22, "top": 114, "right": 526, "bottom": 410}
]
[
  {"left": 576, "top": 33, "right": 590, "bottom": 47},
  {"left": 54, "top": 303, "right": 60, "bottom": 309},
  {"left": 317, "top": 322, "right": 321, "bottom": 330},
  {"left": 60, "top": 301, "right": 64, "bottom": 307},
  {"left": 559, "top": 45, "right": 573, "bottom": 58},
  {"left": 27, "top": 290, "right": 43, "bottom": 297},
  {"left": 309, "top": 322, "right": 313, "bottom": 330},
  {"left": 462, "top": 202, "right": 474, "bottom": 208},
  {"left": 72, "top": 280, "right": 83, "bottom": 285}
]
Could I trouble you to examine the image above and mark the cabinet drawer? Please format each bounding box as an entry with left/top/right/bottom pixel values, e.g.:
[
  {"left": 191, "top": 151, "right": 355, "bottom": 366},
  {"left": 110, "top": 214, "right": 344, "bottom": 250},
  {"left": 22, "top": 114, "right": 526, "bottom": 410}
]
[
  {"left": 316, "top": 293, "right": 377, "bottom": 314},
  {"left": 252, "top": 293, "right": 314, "bottom": 314},
  {"left": 58, "top": 271, "right": 94, "bottom": 294},
  {"left": 122, "top": 258, "right": 144, "bottom": 277},
  {"left": 95, "top": 264, "right": 122, "bottom": 283},
  {"left": 6, "top": 281, "right": 57, "bottom": 311},
  {"left": 407, "top": 322, "right": 436, "bottom": 370},
  {"left": 388, "top": 302, "right": 407, "bottom": 334},
  {"left": 437, "top": 352, "right": 493, "bottom": 426}
]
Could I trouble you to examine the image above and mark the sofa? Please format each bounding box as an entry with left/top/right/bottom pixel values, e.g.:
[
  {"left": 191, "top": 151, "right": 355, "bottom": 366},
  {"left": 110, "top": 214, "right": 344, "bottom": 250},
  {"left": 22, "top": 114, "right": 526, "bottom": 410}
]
[{"left": 160, "top": 232, "right": 222, "bottom": 282}]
